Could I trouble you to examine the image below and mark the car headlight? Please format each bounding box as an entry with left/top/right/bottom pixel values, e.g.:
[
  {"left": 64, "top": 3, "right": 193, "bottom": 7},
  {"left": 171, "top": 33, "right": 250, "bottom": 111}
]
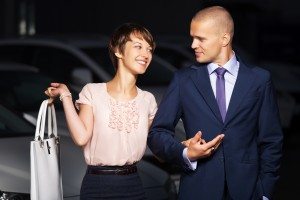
[{"left": 0, "top": 191, "right": 30, "bottom": 200}]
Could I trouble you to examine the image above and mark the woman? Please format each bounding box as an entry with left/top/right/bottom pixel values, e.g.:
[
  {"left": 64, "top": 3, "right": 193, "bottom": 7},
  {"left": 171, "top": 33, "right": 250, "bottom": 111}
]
[{"left": 45, "top": 23, "right": 157, "bottom": 199}]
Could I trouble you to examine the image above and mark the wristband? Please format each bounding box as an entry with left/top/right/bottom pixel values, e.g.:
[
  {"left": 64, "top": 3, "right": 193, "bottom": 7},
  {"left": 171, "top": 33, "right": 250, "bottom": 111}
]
[{"left": 59, "top": 92, "right": 72, "bottom": 101}]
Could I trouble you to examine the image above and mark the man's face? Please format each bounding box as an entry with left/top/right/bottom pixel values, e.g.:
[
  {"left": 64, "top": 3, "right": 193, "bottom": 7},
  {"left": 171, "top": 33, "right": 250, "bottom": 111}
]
[{"left": 190, "top": 19, "right": 223, "bottom": 64}]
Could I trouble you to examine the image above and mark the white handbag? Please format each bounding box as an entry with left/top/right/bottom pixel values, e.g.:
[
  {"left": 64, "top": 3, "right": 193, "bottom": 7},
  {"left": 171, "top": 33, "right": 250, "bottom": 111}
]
[{"left": 30, "top": 99, "right": 63, "bottom": 200}]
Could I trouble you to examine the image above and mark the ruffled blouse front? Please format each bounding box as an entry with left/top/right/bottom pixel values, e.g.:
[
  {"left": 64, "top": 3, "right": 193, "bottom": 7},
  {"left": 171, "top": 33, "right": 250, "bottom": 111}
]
[{"left": 75, "top": 83, "right": 157, "bottom": 166}]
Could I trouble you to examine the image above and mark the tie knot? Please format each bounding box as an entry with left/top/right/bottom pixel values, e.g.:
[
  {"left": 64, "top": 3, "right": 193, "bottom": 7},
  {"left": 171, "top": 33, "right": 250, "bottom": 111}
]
[{"left": 215, "top": 67, "right": 226, "bottom": 77}]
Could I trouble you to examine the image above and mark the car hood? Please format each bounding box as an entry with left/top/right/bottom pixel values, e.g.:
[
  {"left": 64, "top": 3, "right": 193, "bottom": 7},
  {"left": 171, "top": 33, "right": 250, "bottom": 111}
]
[
  {"left": 0, "top": 136, "right": 86, "bottom": 198},
  {"left": 0, "top": 135, "right": 172, "bottom": 199}
]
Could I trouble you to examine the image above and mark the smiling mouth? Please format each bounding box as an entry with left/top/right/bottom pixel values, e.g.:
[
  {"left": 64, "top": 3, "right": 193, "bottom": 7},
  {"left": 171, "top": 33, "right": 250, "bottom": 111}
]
[
  {"left": 195, "top": 52, "right": 203, "bottom": 57},
  {"left": 136, "top": 60, "right": 147, "bottom": 65}
]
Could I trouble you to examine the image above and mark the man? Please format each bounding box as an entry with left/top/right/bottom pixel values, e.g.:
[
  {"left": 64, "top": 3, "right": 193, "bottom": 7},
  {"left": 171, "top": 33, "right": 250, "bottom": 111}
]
[{"left": 148, "top": 6, "right": 283, "bottom": 200}]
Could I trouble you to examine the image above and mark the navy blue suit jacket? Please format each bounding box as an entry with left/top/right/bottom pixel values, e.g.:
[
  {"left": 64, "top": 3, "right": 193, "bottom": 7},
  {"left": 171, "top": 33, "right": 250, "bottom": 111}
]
[{"left": 148, "top": 59, "right": 283, "bottom": 200}]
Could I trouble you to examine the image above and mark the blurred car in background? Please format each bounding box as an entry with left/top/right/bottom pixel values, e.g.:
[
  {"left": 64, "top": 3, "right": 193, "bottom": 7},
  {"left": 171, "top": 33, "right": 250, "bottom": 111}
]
[
  {"left": 0, "top": 37, "right": 179, "bottom": 102},
  {"left": 0, "top": 38, "right": 183, "bottom": 195},
  {"left": 233, "top": 46, "right": 300, "bottom": 130},
  {"left": 154, "top": 35, "right": 195, "bottom": 69},
  {"left": 259, "top": 60, "right": 300, "bottom": 130},
  {"left": 0, "top": 103, "right": 177, "bottom": 200},
  {"left": 0, "top": 37, "right": 111, "bottom": 92},
  {"left": 0, "top": 37, "right": 185, "bottom": 138},
  {"left": 0, "top": 61, "right": 74, "bottom": 131},
  {"left": 154, "top": 42, "right": 195, "bottom": 69}
]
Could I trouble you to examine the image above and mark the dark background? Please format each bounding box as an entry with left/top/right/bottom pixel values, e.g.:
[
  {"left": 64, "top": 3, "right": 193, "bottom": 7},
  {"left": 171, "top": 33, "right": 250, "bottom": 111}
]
[
  {"left": 1, "top": 0, "right": 299, "bottom": 199},
  {"left": 1, "top": 0, "right": 300, "bottom": 65}
]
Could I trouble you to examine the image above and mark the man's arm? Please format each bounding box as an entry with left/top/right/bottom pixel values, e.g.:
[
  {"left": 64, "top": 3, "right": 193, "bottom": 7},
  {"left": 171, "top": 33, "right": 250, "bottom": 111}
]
[
  {"left": 147, "top": 72, "right": 187, "bottom": 167},
  {"left": 148, "top": 72, "right": 225, "bottom": 169},
  {"left": 258, "top": 73, "right": 284, "bottom": 198}
]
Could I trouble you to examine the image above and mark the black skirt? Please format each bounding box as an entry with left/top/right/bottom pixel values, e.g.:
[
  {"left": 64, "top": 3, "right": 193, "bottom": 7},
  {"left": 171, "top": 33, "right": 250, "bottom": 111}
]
[{"left": 80, "top": 165, "right": 146, "bottom": 200}]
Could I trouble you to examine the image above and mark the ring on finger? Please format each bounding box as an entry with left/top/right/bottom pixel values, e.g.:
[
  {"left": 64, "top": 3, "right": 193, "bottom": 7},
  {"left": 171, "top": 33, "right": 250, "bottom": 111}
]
[{"left": 48, "top": 88, "right": 52, "bottom": 95}]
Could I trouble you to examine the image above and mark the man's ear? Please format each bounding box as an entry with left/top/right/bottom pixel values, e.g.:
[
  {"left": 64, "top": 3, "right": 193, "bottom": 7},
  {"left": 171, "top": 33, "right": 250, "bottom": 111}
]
[
  {"left": 115, "top": 52, "right": 122, "bottom": 58},
  {"left": 222, "top": 33, "right": 231, "bottom": 47}
]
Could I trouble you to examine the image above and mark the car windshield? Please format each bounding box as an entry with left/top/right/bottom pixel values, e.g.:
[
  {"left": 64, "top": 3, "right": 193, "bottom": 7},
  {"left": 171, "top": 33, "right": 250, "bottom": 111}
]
[
  {"left": 154, "top": 47, "right": 193, "bottom": 68},
  {"left": 81, "top": 47, "right": 174, "bottom": 86},
  {"left": 0, "top": 104, "right": 34, "bottom": 137},
  {"left": 0, "top": 71, "right": 58, "bottom": 112}
]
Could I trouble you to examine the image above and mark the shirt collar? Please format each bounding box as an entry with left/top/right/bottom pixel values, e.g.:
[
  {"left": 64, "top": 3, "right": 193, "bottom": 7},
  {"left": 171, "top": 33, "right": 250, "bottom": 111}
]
[{"left": 207, "top": 52, "right": 238, "bottom": 77}]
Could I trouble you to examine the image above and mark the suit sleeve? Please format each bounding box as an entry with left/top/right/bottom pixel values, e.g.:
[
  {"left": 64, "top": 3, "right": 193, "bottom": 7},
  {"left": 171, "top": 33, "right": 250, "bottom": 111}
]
[
  {"left": 147, "top": 72, "right": 189, "bottom": 169},
  {"left": 258, "top": 74, "right": 284, "bottom": 198}
]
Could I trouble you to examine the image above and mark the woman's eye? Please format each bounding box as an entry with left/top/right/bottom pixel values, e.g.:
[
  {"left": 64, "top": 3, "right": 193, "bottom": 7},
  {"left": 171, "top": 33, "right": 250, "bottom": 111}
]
[{"left": 134, "top": 45, "right": 142, "bottom": 49}]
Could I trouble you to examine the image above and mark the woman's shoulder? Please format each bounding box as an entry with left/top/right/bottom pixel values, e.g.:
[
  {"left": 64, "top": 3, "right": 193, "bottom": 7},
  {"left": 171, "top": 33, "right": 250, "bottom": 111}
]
[
  {"left": 81, "top": 82, "right": 105, "bottom": 92},
  {"left": 138, "top": 88, "right": 156, "bottom": 103}
]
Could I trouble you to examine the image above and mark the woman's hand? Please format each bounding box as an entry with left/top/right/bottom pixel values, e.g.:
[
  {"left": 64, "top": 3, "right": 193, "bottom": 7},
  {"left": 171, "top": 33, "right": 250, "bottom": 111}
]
[{"left": 45, "top": 83, "right": 70, "bottom": 99}]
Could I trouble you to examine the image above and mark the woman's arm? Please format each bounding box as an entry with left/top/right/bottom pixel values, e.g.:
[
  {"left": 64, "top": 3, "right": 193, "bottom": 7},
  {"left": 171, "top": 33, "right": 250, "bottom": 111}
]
[{"left": 46, "top": 83, "right": 93, "bottom": 146}]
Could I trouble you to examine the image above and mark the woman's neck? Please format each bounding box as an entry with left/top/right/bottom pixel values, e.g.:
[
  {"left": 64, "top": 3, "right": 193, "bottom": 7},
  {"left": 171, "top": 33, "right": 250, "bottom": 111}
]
[{"left": 106, "top": 70, "right": 138, "bottom": 101}]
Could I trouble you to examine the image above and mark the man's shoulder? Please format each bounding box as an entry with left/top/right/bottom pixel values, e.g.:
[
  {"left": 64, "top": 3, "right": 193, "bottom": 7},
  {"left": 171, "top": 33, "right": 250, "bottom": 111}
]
[{"left": 242, "top": 62, "right": 271, "bottom": 82}]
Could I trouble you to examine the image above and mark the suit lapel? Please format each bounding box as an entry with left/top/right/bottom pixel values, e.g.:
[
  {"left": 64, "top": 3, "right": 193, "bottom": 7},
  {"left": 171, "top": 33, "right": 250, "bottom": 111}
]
[
  {"left": 190, "top": 65, "right": 223, "bottom": 123},
  {"left": 224, "top": 62, "right": 255, "bottom": 125}
]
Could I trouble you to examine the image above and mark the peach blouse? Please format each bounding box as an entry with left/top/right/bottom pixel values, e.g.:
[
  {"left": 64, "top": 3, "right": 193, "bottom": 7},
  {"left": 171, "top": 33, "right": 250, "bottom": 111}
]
[{"left": 75, "top": 83, "right": 157, "bottom": 166}]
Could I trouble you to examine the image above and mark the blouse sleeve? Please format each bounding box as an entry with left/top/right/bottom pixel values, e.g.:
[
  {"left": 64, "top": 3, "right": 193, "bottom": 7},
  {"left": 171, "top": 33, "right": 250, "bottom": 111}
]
[
  {"left": 75, "top": 84, "right": 93, "bottom": 110},
  {"left": 148, "top": 93, "right": 158, "bottom": 120}
]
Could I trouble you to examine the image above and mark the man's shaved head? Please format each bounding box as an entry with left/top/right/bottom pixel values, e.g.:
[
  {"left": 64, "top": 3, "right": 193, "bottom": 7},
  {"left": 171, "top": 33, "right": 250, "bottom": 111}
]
[{"left": 192, "top": 6, "right": 234, "bottom": 39}]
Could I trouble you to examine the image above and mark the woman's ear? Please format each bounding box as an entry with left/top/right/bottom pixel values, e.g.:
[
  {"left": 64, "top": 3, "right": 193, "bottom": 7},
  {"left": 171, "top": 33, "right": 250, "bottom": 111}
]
[{"left": 115, "top": 52, "right": 122, "bottom": 59}]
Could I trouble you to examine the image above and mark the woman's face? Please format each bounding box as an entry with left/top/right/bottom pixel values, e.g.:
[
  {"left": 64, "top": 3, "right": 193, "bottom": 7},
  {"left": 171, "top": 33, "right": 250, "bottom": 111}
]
[{"left": 117, "top": 34, "right": 153, "bottom": 75}]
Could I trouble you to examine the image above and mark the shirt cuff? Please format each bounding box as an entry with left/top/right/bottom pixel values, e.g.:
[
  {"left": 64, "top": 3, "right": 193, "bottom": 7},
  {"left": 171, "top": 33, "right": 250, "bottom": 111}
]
[
  {"left": 263, "top": 196, "right": 269, "bottom": 200},
  {"left": 182, "top": 148, "right": 197, "bottom": 170}
]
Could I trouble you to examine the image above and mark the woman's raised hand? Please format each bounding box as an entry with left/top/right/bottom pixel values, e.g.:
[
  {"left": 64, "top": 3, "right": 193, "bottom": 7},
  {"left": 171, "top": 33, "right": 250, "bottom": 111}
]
[{"left": 45, "top": 83, "right": 70, "bottom": 100}]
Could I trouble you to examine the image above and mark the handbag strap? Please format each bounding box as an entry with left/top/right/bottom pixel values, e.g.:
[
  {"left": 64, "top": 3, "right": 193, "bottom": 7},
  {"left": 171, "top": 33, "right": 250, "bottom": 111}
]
[
  {"left": 34, "top": 99, "right": 58, "bottom": 140},
  {"left": 35, "top": 100, "right": 47, "bottom": 140},
  {"left": 47, "top": 103, "right": 57, "bottom": 138}
]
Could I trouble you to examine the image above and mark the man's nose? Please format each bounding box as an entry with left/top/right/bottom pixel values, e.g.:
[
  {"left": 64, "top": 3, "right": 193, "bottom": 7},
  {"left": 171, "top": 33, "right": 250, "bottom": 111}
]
[{"left": 191, "top": 39, "right": 197, "bottom": 49}]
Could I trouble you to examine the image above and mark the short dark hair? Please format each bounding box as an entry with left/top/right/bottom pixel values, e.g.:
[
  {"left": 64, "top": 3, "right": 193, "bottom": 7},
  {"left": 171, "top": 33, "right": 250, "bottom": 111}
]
[{"left": 108, "top": 23, "right": 156, "bottom": 70}]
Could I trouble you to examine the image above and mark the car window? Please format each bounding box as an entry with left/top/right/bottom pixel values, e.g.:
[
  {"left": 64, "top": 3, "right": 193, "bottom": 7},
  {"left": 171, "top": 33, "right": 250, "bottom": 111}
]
[
  {"left": 0, "top": 71, "right": 54, "bottom": 112},
  {"left": 0, "top": 45, "right": 33, "bottom": 63},
  {"left": 137, "top": 61, "right": 174, "bottom": 86},
  {"left": 81, "top": 47, "right": 116, "bottom": 76},
  {"left": 155, "top": 47, "right": 191, "bottom": 68},
  {"left": 0, "top": 45, "right": 104, "bottom": 85},
  {"left": 0, "top": 104, "right": 34, "bottom": 137},
  {"left": 32, "top": 46, "right": 99, "bottom": 84}
]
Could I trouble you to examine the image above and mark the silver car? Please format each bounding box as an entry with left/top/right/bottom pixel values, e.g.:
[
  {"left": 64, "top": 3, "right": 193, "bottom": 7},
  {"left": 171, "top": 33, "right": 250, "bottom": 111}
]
[{"left": 0, "top": 64, "right": 177, "bottom": 200}]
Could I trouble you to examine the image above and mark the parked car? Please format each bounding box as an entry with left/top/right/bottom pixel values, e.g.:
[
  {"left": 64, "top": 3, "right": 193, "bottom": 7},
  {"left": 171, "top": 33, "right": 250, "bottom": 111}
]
[
  {"left": 232, "top": 46, "right": 300, "bottom": 130},
  {"left": 0, "top": 102, "right": 177, "bottom": 200},
  {"left": 259, "top": 60, "right": 300, "bottom": 129},
  {"left": 0, "top": 37, "right": 185, "bottom": 139},
  {"left": 0, "top": 37, "right": 186, "bottom": 191},
  {"left": 154, "top": 42, "right": 195, "bottom": 69},
  {"left": 0, "top": 61, "right": 73, "bottom": 130}
]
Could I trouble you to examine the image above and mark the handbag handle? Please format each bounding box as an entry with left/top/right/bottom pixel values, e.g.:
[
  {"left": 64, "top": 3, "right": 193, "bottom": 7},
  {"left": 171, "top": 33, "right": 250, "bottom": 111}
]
[
  {"left": 47, "top": 103, "right": 57, "bottom": 138},
  {"left": 34, "top": 100, "right": 58, "bottom": 140}
]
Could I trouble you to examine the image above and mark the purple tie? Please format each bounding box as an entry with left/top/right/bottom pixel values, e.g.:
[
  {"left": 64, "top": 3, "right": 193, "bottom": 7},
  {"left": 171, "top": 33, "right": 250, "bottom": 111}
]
[{"left": 215, "top": 67, "right": 227, "bottom": 122}]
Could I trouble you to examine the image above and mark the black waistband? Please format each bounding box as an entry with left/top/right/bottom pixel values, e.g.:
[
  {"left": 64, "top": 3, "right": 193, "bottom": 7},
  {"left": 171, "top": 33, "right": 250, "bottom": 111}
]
[{"left": 86, "top": 164, "right": 137, "bottom": 175}]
